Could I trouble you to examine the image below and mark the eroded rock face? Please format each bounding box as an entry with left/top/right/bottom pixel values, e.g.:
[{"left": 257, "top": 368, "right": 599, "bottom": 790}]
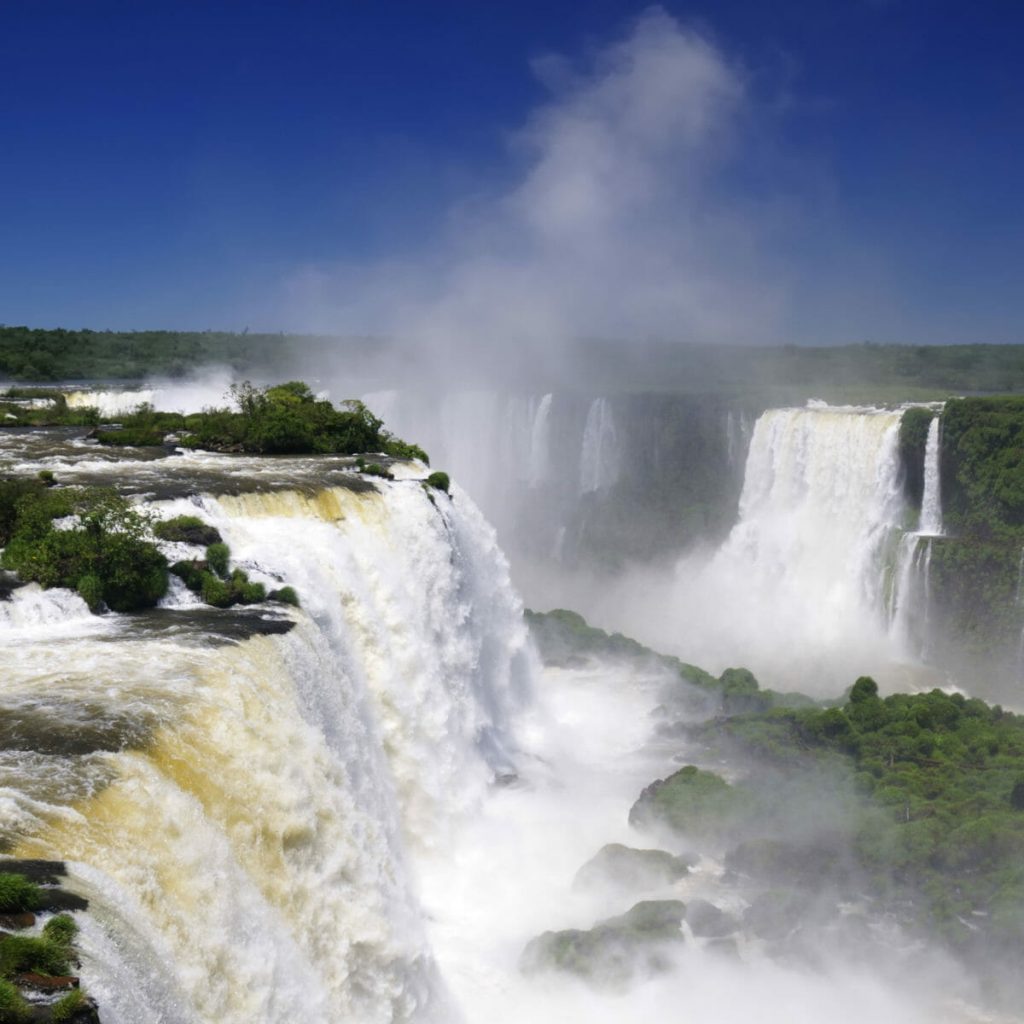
[
  {"left": 573, "top": 843, "right": 693, "bottom": 894},
  {"left": 521, "top": 900, "right": 685, "bottom": 985}
]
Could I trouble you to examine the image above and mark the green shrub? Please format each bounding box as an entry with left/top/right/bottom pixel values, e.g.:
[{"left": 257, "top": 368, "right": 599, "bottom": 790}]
[
  {"left": 0, "top": 935, "right": 71, "bottom": 977},
  {"left": 169, "top": 560, "right": 205, "bottom": 592},
  {"left": 153, "top": 516, "right": 221, "bottom": 546},
  {"left": 93, "top": 427, "right": 166, "bottom": 447},
  {"left": 205, "top": 542, "right": 230, "bottom": 578},
  {"left": 36, "top": 470, "right": 55, "bottom": 487},
  {"left": 230, "top": 569, "right": 265, "bottom": 605},
  {"left": 268, "top": 586, "right": 300, "bottom": 607},
  {"left": 0, "top": 875, "right": 39, "bottom": 914},
  {"left": 425, "top": 471, "right": 450, "bottom": 493},
  {"left": 200, "top": 573, "right": 233, "bottom": 608},
  {"left": 0, "top": 979, "right": 29, "bottom": 1023},
  {"left": 42, "top": 915, "right": 78, "bottom": 947},
  {"left": 360, "top": 462, "right": 393, "bottom": 480},
  {"left": 50, "top": 989, "right": 87, "bottom": 1023},
  {"left": 75, "top": 574, "right": 104, "bottom": 612},
  {"left": 0, "top": 487, "right": 168, "bottom": 612}
]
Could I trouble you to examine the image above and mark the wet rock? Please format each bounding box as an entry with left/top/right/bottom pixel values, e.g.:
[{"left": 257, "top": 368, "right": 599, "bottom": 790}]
[
  {"left": 36, "top": 888, "right": 88, "bottom": 913},
  {"left": 16, "top": 972, "right": 79, "bottom": 991},
  {"left": 0, "top": 912, "right": 35, "bottom": 929},
  {"left": 685, "top": 898, "right": 739, "bottom": 938},
  {"left": 574, "top": 843, "right": 693, "bottom": 893},
  {"left": 521, "top": 899, "right": 685, "bottom": 985},
  {"left": 0, "top": 861, "right": 66, "bottom": 886}
]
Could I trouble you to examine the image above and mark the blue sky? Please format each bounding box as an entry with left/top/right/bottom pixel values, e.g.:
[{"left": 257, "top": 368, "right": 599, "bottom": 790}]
[{"left": 2, "top": 0, "right": 1022, "bottom": 343}]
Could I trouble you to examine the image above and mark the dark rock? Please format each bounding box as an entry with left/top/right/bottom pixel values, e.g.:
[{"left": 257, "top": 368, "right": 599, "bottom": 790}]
[
  {"left": 685, "top": 898, "right": 739, "bottom": 938},
  {"left": 0, "top": 912, "right": 35, "bottom": 929},
  {"left": 36, "top": 888, "right": 88, "bottom": 913},
  {"left": 0, "top": 861, "right": 66, "bottom": 885}
]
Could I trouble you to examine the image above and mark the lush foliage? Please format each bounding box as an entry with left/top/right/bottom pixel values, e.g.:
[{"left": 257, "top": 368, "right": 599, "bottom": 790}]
[
  {"left": 425, "top": 471, "right": 450, "bottom": 493},
  {"left": 0, "top": 979, "right": 29, "bottom": 1024},
  {"left": 152, "top": 515, "right": 222, "bottom": 546},
  {"left": 166, "top": 381, "right": 429, "bottom": 459},
  {"left": 941, "top": 397, "right": 1024, "bottom": 541},
  {"left": 0, "top": 875, "right": 39, "bottom": 914},
  {"left": 897, "top": 406, "right": 935, "bottom": 508},
  {"left": 694, "top": 678, "right": 1024, "bottom": 967},
  {"left": 0, "top": 483, "right": 168, "bottom": 612}
]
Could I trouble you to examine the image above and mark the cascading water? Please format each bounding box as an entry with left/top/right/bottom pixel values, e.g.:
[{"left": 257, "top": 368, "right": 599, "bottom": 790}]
[
  {"left": 919, "top": 415, "right": 943, "bottom": 537},
  {"left": 0, "top": 448, "right": 534, "bottom": 1024},
  {"left": 578, "top": 398, "right": 620, "bottom": 495},
  {"left": 646, "top": 403, "right": 912, "bottom": 690}
]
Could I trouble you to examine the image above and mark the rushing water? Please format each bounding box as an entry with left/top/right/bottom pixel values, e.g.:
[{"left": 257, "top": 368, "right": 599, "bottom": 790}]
[
  {"left": 0, "top": 414, "right": 1010, "bottom": 1024},
  {"left": 0, "top": 432, "right": 532, "bottom": 1024},
  {"left": 920, "top": 415, "right": 943, "bottom": 537}
]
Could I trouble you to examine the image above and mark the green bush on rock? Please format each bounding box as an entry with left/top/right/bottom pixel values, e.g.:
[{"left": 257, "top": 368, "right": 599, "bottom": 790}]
[
  {"left": 0, "top": 485, "right": 168, "bottom": 613},
  {"left": 0, "top": 875, "right": 39, "bottom": 914},
  {"left": 0, "top": 979, "right": 29, "bottom": 1024},
  {"left": 153, "top": 516, "right": 221, "bottom": 546}
]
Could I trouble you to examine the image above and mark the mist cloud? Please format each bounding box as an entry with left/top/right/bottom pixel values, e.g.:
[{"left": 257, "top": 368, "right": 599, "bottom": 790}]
[{"left": 284, "top": 8, "right": 790, "bottom": 361}]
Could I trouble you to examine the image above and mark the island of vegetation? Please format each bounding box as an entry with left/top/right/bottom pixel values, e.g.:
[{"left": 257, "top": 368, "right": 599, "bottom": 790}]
[
  {"left": 0, "top": 862, "right": 98, "bottom": 1023},
  {"left": 525, "top": 608, "right": 1024, "bottom": 1009}
]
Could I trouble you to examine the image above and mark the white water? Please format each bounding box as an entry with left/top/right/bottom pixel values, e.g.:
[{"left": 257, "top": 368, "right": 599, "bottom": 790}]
[
  {"left": 920, "top": 415, "right": 943, "bottom": 536},
  {"left": 64, "top": 371, "right": 235, "bottom": 416},
  {"left": 586, "top": 403, "right": 918, "bottom": 692},
  {"left": 578, "top": 397, "right": 620, "bottom": 495},
  {"left": 2, "top": 476, "right": 533, "bottom": 1024}
]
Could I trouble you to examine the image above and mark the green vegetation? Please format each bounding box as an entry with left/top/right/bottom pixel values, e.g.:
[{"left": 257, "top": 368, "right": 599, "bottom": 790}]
[
  {"left": 0, "top": 875, "right": 39, "bottom": 914},
  {"left": 425, "top": 471, "right": 450, "bottom": 493},
  {"left": 0, "top": 934, "right": 72, "bottom": 977},
  {"left": 941, "top": 397, "right": 1024, "bottom": 541},
  {"left": 170, "top": 543, "right": 272, "bottom": 610},
  {"left": 0, "top": 483, "right": 168, "bottom": 612},
  {"left": 0, "top": 980, "right": 29, "bottom": 1024},
  {"left": 897, "top": 405, "right": 936, "bottom": 508},
  {"left": 152, "top": 515, "right": 222, "bottom": 546},
  {"left": 50, "top": 990, "right": 87, "bottom": 1023},
  {"left": 521, "top": 900, "right": 685, "bottom": 983},
  {"left": 42, "top": 916, "right": 78, "bottom": 948},
  {"left": 629, "top": 765, "right": 749, "bottom": 839},
  {"left": 167, "top": 381, "right": 428, "bottom": 459},
  {"left": 685, "top": 676, "right": 1024, "bottom": 969},
  {"left": 355, "top": 459, "right": 394, "bottom": 480},
  {"left": 268, "top": 585, "right": 300, "bottom": 607},
  {"left": 205, "top": 542, "right": 230, "bottom": 578}
]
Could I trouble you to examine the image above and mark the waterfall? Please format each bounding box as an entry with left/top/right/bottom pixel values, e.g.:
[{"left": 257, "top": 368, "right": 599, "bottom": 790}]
[
  {"left": 527, "top": 394, "right": 552, "bottom": 487},
  {"left": 2, "top": 479, "right": 534, "bottom": 1024},
  {"left": 920, "top": 415, "right": 943, "bottom": 535},
  {"left": 665, "top": 403, "right": 907, "bottom": 689},
  {"left": 579, "top": 398, "right": 620, "bottom": 495}
]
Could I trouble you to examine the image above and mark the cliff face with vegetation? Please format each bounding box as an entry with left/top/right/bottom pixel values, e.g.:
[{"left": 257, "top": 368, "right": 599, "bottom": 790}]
[{"left": 898, "top": 398, "right": 1024, "bottom": 686}]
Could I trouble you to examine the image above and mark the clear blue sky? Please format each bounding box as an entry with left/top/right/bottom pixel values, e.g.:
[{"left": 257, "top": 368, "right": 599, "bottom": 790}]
[{"left": 2, "top": 0, "right": 1022, "bottom": 343}]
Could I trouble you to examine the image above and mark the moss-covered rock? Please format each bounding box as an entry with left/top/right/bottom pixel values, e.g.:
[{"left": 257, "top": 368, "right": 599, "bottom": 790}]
[
  {"left": 520, "top": 900, "right": 685, "bottom": 984},
  {"left": 629, "top": 765, "right": 747, "bottom": 839},
  {"left": 573, "top": 843, "right": 693, "bottom": 893},
  {"left": 153, "top": 515, "right": 222, "bottom": 546}
]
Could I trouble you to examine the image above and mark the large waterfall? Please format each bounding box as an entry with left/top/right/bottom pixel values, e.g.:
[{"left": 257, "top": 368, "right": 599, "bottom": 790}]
[
  {"left": 1, "top": 444, "right": 534, "bottom": 1024},
  {"left": 595, "top": 403, "right": 917, "bottom": 691}
]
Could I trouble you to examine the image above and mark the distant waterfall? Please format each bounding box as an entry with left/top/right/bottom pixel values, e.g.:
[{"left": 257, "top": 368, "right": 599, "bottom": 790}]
[
  {"left": 527, "top": 394, "right": 552, "bottom": 487},
  {"left": 920, "top": 415, "right": 943, "bottom": 536},
  {"left": 579, "top": 398, "right": 620, "bottom": 495},
  {"left": 668, "top": 403, "right": 908, "bottom": 689},
  {"left": 5, "top": 480, "right": 535, "bottom": 1024}
]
